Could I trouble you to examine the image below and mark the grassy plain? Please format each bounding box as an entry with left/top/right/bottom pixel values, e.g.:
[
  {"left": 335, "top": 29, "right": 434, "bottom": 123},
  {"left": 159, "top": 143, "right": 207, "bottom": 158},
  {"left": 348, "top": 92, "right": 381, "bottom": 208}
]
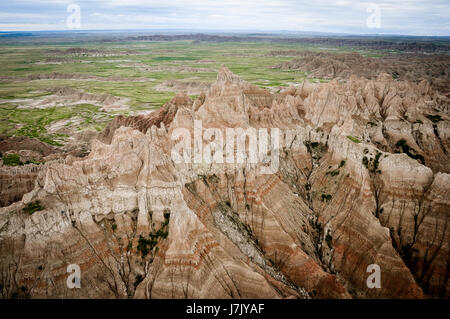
[{"left": 0, "top": 39, "right": 372, "bottom": 146}]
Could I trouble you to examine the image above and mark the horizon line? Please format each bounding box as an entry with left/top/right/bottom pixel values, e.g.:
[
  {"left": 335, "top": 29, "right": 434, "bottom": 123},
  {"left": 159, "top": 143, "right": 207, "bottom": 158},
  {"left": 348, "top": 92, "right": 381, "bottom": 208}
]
[{"left": 0, "top": 28, "right": 449, "bottom": 38}]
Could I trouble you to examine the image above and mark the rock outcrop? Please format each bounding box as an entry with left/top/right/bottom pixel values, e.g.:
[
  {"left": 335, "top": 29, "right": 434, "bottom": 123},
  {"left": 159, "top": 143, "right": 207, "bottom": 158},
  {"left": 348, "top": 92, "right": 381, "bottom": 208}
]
[
  {"left": 153, "top": 80, "right": 212, "bottom": 95},
  {"left": 0, "top": 136, "right": 61, "bottom": 207},
  {"left": 272, "top": 51, "right": 450, "bottom": 97},
  {"left": 97, "top": 91, "right": 187, "bottom": 144},
  {"left": 0, "top": 67, "right": 448, "bottom": 299}
]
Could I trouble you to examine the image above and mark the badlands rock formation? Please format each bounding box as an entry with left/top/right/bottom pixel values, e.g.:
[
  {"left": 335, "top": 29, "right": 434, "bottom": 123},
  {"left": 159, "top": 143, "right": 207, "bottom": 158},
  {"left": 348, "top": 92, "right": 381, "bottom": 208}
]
[
  {"left": 0, "top": 66, "right": 448, "bottom": 299},
  {"left": 12, "top": 87, "right": 129, "bottom": 112},
  {"left": 47, "top": 48, "right": 143, "bottom": 57},
  {"left": 118, "top": 63, "right": 215, "bottom": 73},
  {"left": 0, "top": 72, "right": 148, "bottom": 83},
  {"left": 0, "top": 136, "right": 62, "bottom": 207},
  {"left": 153, "top": 80, "right": 212, "bottom": 95},
  {"left": 272, "top": 51, "right": 450, "bottom": 97}
]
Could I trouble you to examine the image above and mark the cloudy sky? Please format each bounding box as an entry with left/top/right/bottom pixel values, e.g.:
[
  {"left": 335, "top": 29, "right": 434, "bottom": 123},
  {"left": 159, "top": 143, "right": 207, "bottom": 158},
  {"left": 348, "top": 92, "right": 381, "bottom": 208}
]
[{"left": 0, "top": 0, "right": 448, "bottom": 36}]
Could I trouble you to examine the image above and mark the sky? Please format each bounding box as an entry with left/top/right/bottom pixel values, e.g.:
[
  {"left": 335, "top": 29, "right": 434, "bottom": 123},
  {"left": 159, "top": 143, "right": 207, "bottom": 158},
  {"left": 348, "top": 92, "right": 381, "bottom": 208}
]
[{"left": 0, "top": 0, "right": 449, "bottom": 36}]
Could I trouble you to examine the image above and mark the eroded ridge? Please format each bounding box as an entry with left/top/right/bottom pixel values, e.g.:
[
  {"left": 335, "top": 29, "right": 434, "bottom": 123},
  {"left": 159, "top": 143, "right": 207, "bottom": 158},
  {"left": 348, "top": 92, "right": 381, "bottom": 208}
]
[{"left": 0, "top": 66, "right": 448, "bottom": 299}]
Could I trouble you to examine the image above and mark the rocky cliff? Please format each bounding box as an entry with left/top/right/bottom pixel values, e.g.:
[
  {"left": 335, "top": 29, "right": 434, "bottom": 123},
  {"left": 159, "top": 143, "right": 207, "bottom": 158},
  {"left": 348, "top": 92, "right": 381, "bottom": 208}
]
[
  {"left": 272, "top": 51, "right": 450, "bottom": 97},
  {"left": 0, "top": 66, "right": 448, "bottom": 299}
]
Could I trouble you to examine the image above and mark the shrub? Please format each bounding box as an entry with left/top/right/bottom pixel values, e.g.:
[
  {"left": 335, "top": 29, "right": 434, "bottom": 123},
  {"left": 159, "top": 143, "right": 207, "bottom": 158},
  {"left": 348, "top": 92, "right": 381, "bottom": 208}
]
[
  {"left": 346, "top": 136, "right": 361, "bottom": 143},
  {"left": 3, "top": 154, "right": 23, "bottom": 166},
  {"left": 163, "top": 210, "right": 171, "bottom": 220},
  {"left": 134, "top": 274, "right": 144, "bottom": 288},
  {"left": 137, "top": 235, "right": 152, "bottom": 257},
  {"left": 25, "top": 160, "right": 45, "bottom": 165},
  {"left": 372, "top": 151, "right": 382, "bottom": 173},
  {"left": 426, "top": 114, "right": 442, "bottom": 123},
  {"left": 327, "top": 169, "right": 340, "bottom": 177},
  {"left": 362, "top": 156, "right": 369, "bottom": 168},
  {"left": 362, "top": 151, "right": 383, "bottom": 173},
  {"left": 163, "top": 209, "right": 171, "bottom": 226},
  {"left": 137, "top": 212, "right": 170, "bottom": 258},
  {"left": 23, "top": 201, "right": 44, "bottom": 214},
  {"left": 304, "top": 141, "right": 320, "bottom": 153},
  {"left": 396, "top": 139, "right": 425, "bottom": 164},
  {"left": 325, "top": 231, "right": 333, "bottom": 249}
]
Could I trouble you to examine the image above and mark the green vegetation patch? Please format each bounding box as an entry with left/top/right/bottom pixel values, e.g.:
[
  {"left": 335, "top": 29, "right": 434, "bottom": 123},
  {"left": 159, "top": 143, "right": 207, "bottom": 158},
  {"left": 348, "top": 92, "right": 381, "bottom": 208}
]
[
  {"left": 362, "top": 150, "right": 383, "bottom": 173},
  {"left": 0, "top": 40, "right": 395, "bottom": 151},
  {"left": 152, "top": 56, "right": 198, "bottom": 62},
  {"left": 25, "top": 159, "right": 45, "bottom": 165},
  {"left": 1, "top": 153, "right": 43, "bottom": 166},
  {"left": 23, "top": 201, "right": 44, "bottom": 215},
  {"left": 0, "top": 102, "right": 112, "bottom": 146},
  {"left": 137, "top": 210, "right": 170, "bottom": 258},
  {"left": 2, "top": 153, "right": 22, "bottom": 166},
  {"left": 327, "top": 169, "right": 340, "bottom": 177},
  {"left": 346, "top": 135, "right": 361, "bottom": 143}
]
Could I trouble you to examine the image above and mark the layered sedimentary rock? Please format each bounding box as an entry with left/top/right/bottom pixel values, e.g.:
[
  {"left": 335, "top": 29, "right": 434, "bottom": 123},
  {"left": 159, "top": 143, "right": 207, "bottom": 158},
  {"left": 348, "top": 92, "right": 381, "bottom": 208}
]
[
  {"left": 0, "top": 135, "right": 59, "bottom": 157},
  {"left": 153, "top": 80, "right": 212, "bottom": 95},
  {"left": 0, "top": 165, "right": 45, "bottom": 207},
  {"left": 0, "top": 67, "right": 448, "bottom": 299},
  {"left": 272, "top": 51, "right": 450, "bottom": 97},
  {"left": 38, "top": 87, "right": 129, "bottom": 112},
  {"left": 97, "top": 92, "right": 187, "bottom": 144},
  {"left": 0, "top": 136, "right": 61, "bottom": 207},
  {"left": 0, "top": 72, "right": 148, "bottom": 83}
]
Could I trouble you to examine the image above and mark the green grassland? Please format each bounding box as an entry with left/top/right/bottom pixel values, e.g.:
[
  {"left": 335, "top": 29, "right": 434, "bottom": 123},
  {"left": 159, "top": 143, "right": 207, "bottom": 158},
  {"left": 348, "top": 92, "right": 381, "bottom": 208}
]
[{"left": 0, "top": 40, "right": 374, "bottom": 147}]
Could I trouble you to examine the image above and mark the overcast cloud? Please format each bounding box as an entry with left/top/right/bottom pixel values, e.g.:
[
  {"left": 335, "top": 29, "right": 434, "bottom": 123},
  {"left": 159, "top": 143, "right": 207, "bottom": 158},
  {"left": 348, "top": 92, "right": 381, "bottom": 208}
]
[{"left": 0, "top": 0, "right": 448, "bottom": 35}]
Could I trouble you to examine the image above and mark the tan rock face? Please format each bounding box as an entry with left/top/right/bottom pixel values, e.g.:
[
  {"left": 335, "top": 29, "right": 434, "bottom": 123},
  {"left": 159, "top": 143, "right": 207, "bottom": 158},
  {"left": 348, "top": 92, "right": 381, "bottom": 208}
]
[
  {"left": 97, "top": 92, "right": 185, "bottom": 144},
  {"left": 0, "top": 67, "right": 448, "bottom": 299},
  {"left": 272, "top": 51, "right": 450, "bottom": 97},
  {"left": 0, "top": 165, "right": 44, "bottom": 207},
  {"left": 0, "top": 136, "right": 61, "bottom": 207},
  {"left": 0, "top": 135, "right": 58, "bottom": 157}
]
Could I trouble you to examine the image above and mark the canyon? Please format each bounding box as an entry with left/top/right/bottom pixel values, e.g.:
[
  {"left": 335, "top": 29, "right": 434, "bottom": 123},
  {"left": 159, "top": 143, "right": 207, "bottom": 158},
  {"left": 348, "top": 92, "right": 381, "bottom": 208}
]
[{"left": 0, "top": 65, "right": 448, "bottom": 299}]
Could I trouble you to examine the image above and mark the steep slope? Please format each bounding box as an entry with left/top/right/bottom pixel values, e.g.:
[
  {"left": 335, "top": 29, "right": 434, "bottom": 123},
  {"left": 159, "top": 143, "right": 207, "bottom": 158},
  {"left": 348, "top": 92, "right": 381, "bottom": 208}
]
[
  {"left": 0, "top": 67, "right": 448, "bottom": 299},
  {"left": 272, "top": 51, "right": 450, "bottom": 97}
]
